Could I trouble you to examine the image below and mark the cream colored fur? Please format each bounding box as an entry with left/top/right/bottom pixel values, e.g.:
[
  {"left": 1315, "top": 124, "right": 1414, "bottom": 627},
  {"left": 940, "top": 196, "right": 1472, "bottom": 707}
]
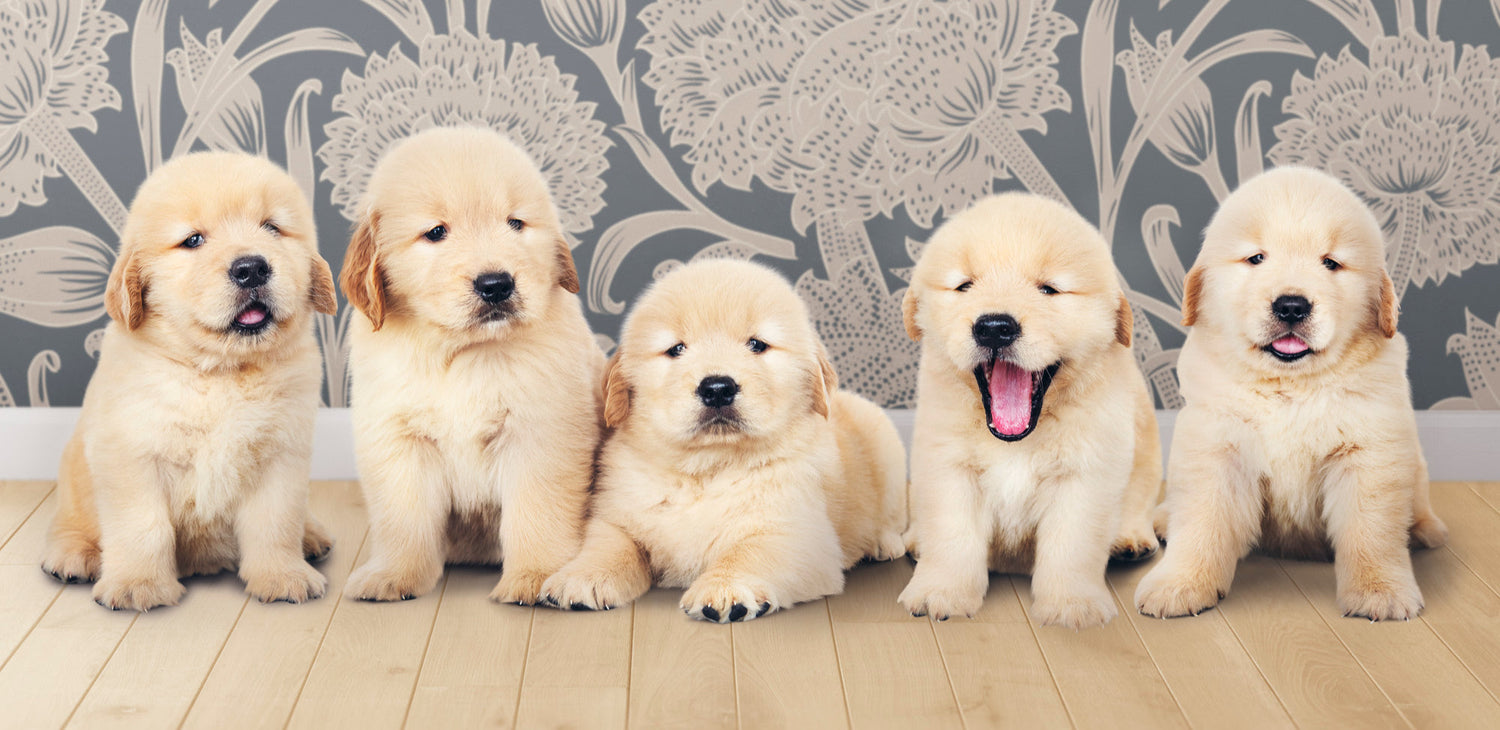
[
  {"left": 898, "top": 194, "right": 1162, "bottom": 629},
  {"left": 540, "top": 260, "right": 907, "bottom": 622},
  {"left": 1135, "top": 166, "right": 1447, "bottom": 621}
]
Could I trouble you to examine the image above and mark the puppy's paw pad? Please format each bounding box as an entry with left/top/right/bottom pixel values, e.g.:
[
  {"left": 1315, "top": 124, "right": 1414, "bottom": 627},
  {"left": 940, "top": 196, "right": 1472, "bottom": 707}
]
[
  {"left": 92, "top": 576, "right": 185, "bottom": 612},
  {"left": 1409, "top": 516, "right": 1449, "bottom": 550},
  {"left": 245, "top": 562, "right": 328, "bottom": 604},
  {"left": 346, "top": 564, "right": 438, "bottom": 602},
  {"left": 490, "top": 569, "right": 551, "bottom": 606},
  {"left": 1134, "top": 572, "right": 1223, "bottom": 618},
  {"left": 540, "top": 567, "right": 644, "bottom": 611},
  {"left": 897, "top": 577, "right": 984, "bottom": 621},
  {"left": 681, "top": 575, "right": 777, "bottom": 623},
  {"left": 41, "top": 542, "right": 101, "bottom": 584},
  {"left": 1339, "top": 582, "right": 1424, "bottom": 621},
  {"left": 1033, "top": 591, "right": 1118, "bottom": 630}
]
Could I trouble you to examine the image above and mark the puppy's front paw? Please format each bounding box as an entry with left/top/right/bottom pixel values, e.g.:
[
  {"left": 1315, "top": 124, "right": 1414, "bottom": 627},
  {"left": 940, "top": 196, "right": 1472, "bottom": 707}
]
[
  {"left": 1033, "top": 588, "right": 1118, "bottom": 630},
  {"left": 540, "top": 565, "right": 645, "bottom": 611},
  {"left": 1339, "top": 579, "right": 1424, "bottom": 621},
  {"left": 302, "top": 520, "right": 334, "bottom": 562},
  {"left": 1134, "top": 566, "right": 1224, "bottom": 618},
  {"left": 871, "top": 531, "right": 908, "bottom": 561},
  {"left": 680, "top": 574, "right": 779, "bottom": 623},
  {"left": 92, "top": 575, "right": 185, "bottom": 612},
  {"left": 346, "top": 561, "right": 439, "bottom": 602},
  {"left": 490, "top": 568, "right": 550, "bottom": 606},
  {"left": 41, "top": 538, "right": 101, "bottom": 584},
  {"left": 1110, "top": 525, "right": 1160, "bottom": 563},
  {"left": 244, "top": 561, "right": 328, "bottom": 604},
  {"left": 897, "top": 569, "right": 984, "bottom": 621}
]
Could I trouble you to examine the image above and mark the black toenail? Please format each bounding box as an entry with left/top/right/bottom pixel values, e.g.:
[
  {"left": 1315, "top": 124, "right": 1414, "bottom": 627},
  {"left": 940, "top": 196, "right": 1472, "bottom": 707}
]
[
  {"left": 728, "top": 604, "right": 748, "bottom": 621},
  {"left": 701, "top": 606, "right": 720, "bottom": 621},
  {"left": 401, "top": 594, "right": 415, "bottom": 601},
  {"left": 570, "top": 602, "right": 590, "bottom": 611},
  {"left": 912, "top": 610, "right": 926, "bottom": 618},
  {"left": 757, "top": 602, "right": 770, "bottom": 617}
]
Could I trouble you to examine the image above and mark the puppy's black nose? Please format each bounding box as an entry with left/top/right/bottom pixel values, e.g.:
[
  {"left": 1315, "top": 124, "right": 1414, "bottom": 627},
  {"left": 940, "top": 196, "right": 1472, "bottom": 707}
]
[
  {"left": 473, "top": 271, "right": 515, "bottom": 304},
  {"left": 972, "top": 313, "right": 1021, "bottom": 349},
  {"left": 697, "top": 375, "right": 738, "bottom": 408},
  {"left": 1272, "top": 295, "right": 1312, "bottom": 324},
  {"left": 229, "top": 256, "right": 270, "bottom": 289}
]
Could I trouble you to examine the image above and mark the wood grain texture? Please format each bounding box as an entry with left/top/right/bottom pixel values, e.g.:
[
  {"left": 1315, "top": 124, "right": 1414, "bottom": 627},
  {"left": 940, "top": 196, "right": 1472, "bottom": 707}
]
[{"left": 628, "top": 588, "right": 737, "bottom": 729}]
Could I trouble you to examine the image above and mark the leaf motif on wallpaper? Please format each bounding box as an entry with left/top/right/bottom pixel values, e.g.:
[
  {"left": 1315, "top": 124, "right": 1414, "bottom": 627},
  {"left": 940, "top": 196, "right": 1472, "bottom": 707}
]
[
  {"left": 318, "top": 32, "right": 611, "bottom": 237},
  {"left": 165, "top": 20, "right": 267, "bottom": 154},
  {"left": 1444, "top": 310, "right": 1500, "bottom": 410},
  {"left": 1306, "top": 0, "right": 1382, "bottom": 46},
  {"left": 0, "top": 226, "right": 113, "bottom": 327},
  {"left": 360, "top": 0, "right": 433, "bottom": 45},
  {"left": 1269, "top": 33, "right": 1500, "bottom": 301},
  {"left": 0, "top": 350, "right": 59, "bottom": 407},
  {"left": 796, "top": 256, "right": 921, "bottom": 409},
  {"left": 0, "top": 0, "right": 129, "bottom": 233},
  {"left": 1116, "top": 22, "right": 1228, "bottom": 200}
]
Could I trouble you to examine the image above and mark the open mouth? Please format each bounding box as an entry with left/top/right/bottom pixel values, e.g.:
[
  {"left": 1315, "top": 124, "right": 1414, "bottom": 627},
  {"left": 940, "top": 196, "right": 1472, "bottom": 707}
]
[
  {"left": 1262, "top": 334, "right": 1312, "bottom": 362},
  {"left": 973, "top": 358, "right": 1060, "bottom": 441},
  {"left": 231, "top": 301, "right": 273, "bottom": 334}
]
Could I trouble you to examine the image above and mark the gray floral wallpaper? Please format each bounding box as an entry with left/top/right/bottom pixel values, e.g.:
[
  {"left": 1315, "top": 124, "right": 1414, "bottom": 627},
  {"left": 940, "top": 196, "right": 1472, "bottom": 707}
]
[{"left": 2, "top": 0, "right": 1498, "bottom": 410}]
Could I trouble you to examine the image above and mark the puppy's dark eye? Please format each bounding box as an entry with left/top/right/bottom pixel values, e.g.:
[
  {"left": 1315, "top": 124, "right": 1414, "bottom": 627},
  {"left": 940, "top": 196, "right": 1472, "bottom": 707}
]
[
  {"left": 1247, "top": 253, "right": 1265, "bottom": 265},
  {"left": 955, "top": 281, "right": 973, "bottom": 292},
  {"left": 747, "top": 338, "right": 768, "bottom": 354},
  {"left": 1038, "top": 284, "right": 1059, "bottom": 296},
  {"left": 179, "top": 233, "right": 204, "bottom": 249},
  {"left": 424, "top": 225, "right": 447, "bottom": 242},
  {"left": 507, "top": 218, "right": 525, "bottom": 232},
  {"left": 666, "top": 343, "right": 686, "bottom": 358},
  {"left": 1323, "top": 257, "right": 1341, "bottom": 271},
  {"left": 262, "top": 221, "right": 281, "bottom": 236}
]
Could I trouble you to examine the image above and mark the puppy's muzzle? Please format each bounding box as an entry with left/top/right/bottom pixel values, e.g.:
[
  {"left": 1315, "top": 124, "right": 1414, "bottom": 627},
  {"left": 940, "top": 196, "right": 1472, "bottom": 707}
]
[
  {"left": 229, "top": 256, "right": 271, "bottom": 289},
  {"left": 697, "top": 375, "right": 738, "bottom": 408},
  {"left": 1272, "top": 295, "right": 1311, "bottom": 324},
  {"left": 973, "top": 313, "right": 1020, "bottom": 350},
  {"left": 473, "top": 271, "right": 515, "bottom": 305}
]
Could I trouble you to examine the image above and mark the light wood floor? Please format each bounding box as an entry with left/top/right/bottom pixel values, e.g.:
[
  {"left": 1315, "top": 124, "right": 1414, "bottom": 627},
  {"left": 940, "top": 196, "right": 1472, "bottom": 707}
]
[{"left": 2, "top": 482, "right": 1500, "bottom": 729}]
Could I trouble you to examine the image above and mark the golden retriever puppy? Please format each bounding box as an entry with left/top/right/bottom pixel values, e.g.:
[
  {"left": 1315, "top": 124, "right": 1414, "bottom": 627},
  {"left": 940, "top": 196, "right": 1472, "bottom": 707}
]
[
  {"left": 340, "top": 126, "right": 601, "bottom": 604},
  {"left": 897, "top": 193, "right": 1162, "bottom": 629},
  {"left": 538, "top": 260, "right": 907, "bottom": 622},
  {"left": 1135, "top": 167, "right": 1447, "bottom": 621},
  {"left": 41, "top": 152, "right": 338, "bottom": 611}
]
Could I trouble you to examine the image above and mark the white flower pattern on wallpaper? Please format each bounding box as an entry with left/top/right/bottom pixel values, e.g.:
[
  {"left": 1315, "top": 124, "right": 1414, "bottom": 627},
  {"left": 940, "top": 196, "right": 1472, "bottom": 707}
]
[
  {"left": 1269, "top": 32, "right": 1500, "bottom": 300},
  {"left": 318, "top": 31, "right": 611, "bottom": 234},
  {"left": 2, "top": 0, "right": 1500, "bottom": 411}
]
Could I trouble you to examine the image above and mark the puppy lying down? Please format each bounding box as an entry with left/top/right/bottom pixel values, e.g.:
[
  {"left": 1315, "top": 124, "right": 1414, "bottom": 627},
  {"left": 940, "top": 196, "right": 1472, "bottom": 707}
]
[
  {"left": 897, "top": 193, "right": 1162, "bottom": 629},
  {"left": 541, "top": 260, "right": 908, "bottom": 622},
  {"left": 43, "top": 152, "right": 337, "bottom": 611}
]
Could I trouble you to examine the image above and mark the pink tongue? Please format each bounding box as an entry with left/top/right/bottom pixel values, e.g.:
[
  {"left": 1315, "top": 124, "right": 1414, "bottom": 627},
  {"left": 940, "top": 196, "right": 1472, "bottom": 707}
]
[
  {"left": 987, "top": 361, "right": 1034, "bottom": 436},
  {"left": 1271, "top": 336, "right": 1308, "bottom": 355},
  {"left": 236, "top": 307, "right": 266, "bottom": 326}
]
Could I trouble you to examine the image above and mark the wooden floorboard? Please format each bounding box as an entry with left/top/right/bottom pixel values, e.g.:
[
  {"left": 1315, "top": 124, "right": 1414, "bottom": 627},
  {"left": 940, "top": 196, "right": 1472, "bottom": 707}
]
[{"left": 0, "top": 481, "right": 1495, "bottom": 728}]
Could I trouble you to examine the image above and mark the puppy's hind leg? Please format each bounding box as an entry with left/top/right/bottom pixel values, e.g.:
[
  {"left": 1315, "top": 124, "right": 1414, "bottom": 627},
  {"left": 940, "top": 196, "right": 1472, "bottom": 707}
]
[
  {"left": 540, "top": 519, "right": 651, "bottom": 611},
  {"left": 42, "top": 437, "right": 102, "bottom": 583},
  {"left": 1112, "top": 398, "right": 1163, "bottom": 562},
  {"left": 1408, "top": 455, "right": 1447, "bottom": 550}
]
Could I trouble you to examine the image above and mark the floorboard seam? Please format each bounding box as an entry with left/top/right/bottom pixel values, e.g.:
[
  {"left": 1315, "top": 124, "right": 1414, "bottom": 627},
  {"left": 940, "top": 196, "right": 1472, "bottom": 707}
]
[
  {"left": 508, "top": 605, "right": 537, "bottom": 729},
  {"left": 1105, "top": 575, "right": 1195, "bottom": 729},
  {"left": 822, "top": 599, "right": 854, "bottom": 730},
  {"left": 59, "top": 612, "right": 139, "bottom": 729},
  {"left": 399, "top": 571, "right": 449, "bottom": 729},
  {"left": 1011, "top": 577, "right": 1078, "bottom": 730},
  {"left": 175, "top": 596, "right": 251, "bottom": 729},
  {"left": 281, "top": 525, "right": 370, "bottom": 730},
  {"left": 0, "top": 485, "right": 55, "bottom": 553}
]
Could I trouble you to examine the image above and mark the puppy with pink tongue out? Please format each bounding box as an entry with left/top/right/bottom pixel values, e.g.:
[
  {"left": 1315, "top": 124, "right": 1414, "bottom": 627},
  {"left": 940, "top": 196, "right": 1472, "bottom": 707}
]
[{"left": 897, "top": 194, "right": 1163, "bottom": 629}]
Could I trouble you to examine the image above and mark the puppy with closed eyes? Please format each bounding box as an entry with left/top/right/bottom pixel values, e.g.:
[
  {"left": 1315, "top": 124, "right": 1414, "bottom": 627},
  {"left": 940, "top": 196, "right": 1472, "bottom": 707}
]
[
  {"left": 897, "top": 193, "right": 1162, "bottom": 629},
  {"left": 1135, "top": 167, "right": 1446, "bottom": 621},
  {"left": 340, "top": 126, "right": 602, "bottom": 604},
  {"left": 539, "top": 260, "right": 908, "bottom": 622},
  {"left": 42, "top": 152, "right": 337, "bottom": 611}
]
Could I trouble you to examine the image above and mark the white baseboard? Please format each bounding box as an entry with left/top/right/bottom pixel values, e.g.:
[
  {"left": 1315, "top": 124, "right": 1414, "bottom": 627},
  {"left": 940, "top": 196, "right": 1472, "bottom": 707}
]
[{"left": 2, "top": 407, "right": 1496, "bottom": 481}]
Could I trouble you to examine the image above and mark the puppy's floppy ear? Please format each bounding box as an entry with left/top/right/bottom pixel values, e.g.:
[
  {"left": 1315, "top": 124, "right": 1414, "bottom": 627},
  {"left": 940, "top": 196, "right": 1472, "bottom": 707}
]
[
  {"left": 1180, "top": 266, "right": 1204, "bottom": 327},
  {"left": 309, "top": 255, "right": 338, "bottom": 315},
  {"left": 555, "top": 234, "right": 580, "bottom": 294},
  {"left": 340, "top": 211, "right": 388, "bottom": 330},
  {"left": 901, "top": 287, "right": 921, "bottom": 341},
  {"left": 811, "top": 341, "right": 839, "bottom": 419},
  {"left": 104, "top": 248, "right": 147, "bottom": 330},
  {"left": 601, "top": 352, "right": 630, "bottom": 429},
  {"left": 1115, "top": 293, "right": 1133, "bottom": 348},
  {"left": 1376, "top": 269, "right": 1398, "bottom": 338}
]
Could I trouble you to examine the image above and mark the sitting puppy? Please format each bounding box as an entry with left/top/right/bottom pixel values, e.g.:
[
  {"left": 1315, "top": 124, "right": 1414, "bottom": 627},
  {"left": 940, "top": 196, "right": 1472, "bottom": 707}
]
[
  {"left": 42, "top": 152, "right": 338, "bottom": 611},
  {"left": 539, "top": 260, "right": 908, "bottom": 622},
  {"left": 340, "top": 126, "right": 601, "bottom": 603},
  {"left": 1135, "top": 167, "right": 1447, "bottom": 621},
  {"left": 897, "top": 194, "right": 1162, "bottom": 629}
]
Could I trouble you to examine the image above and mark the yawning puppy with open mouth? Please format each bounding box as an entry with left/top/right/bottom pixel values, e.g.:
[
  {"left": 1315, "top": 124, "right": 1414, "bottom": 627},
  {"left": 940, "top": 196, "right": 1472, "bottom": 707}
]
[
  {"left": 1135, "top": 167, "right": 1447, "bottom": 622},
  {"left": 897, "top": 194, "right": 1162, "bottom": 629},
  {"left": 539, "top": 260, "right": 908, "bottom": 622}
]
